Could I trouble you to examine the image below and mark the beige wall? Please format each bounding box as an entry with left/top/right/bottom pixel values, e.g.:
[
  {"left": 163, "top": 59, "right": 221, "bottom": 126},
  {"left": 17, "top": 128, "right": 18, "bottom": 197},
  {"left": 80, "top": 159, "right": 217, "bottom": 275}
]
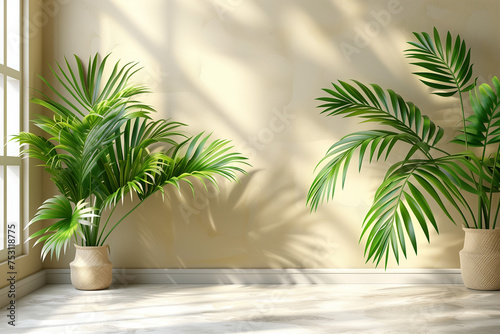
[
  {"left": 0, "top": 0, "right": 45, "bottom": 290},
  {"left": 37, "top": 0, "right": 500, "bottom": 270}
]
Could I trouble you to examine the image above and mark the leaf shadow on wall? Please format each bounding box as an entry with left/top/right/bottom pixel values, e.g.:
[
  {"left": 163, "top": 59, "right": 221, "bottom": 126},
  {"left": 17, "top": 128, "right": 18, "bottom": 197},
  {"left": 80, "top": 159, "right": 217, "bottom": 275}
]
[
  {"left": 112, "top": 164, "right": 359, "bottom": 272},
  {"left": 90, "top": 0, "right": 469, "bottom": 269}
]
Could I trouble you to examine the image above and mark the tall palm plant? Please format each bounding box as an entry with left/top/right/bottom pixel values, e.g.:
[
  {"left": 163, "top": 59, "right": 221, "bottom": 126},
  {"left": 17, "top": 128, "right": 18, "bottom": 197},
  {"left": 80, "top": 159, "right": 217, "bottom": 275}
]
[
  {"left": 16, "top": 54, "right": 248, "bottom": 260},
  {"left": 308, "top": 28, "right": 500, "bottom": 267}
]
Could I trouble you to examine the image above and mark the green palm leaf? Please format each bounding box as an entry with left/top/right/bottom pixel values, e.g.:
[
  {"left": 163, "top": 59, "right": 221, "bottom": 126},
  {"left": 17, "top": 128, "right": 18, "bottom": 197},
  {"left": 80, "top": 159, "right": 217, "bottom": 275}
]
[
  {"left": 318, "top": 80, "right": 444, "bottom": 146},
  {"left": 43, "top": 53, "right": 153, "bottom": 117},
  {"left": 308, "top": 131, "right": 416, "bottom": 211},
  {"left": 450, "top": 76, "right": 500, "bottom": 227},
  {"left": 97, "top": 132, "right": 249, "bottom": 245},
  {"left": 308, "top": 81, "right": 445, "bottom": 210},
  {"left": 362, "top": 154, "right": 477, "bottom": 266},
  {"left": 452, "top": 76, "right": 500, "bottom": 147},
  {"left": 14, "top": 132, "right": 57, "bottom": 166},
  {"left": 150, "top": 133, "right": 250, "bottom": 197},
  {"left": 405, "top": 27, "right": 476, "bottom": 96},
  {"left": 26, "top": 196, "right": 98, "bottom": 260},
  {"left": 97, "top": 118, "right": 186, "bottom": 207}
]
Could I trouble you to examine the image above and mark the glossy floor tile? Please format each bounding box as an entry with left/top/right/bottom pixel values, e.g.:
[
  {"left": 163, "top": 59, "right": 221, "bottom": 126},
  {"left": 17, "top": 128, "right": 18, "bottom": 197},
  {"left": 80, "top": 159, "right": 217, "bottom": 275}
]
[{"left": 1, "top": 284, "right": 499, "bottom": 333}]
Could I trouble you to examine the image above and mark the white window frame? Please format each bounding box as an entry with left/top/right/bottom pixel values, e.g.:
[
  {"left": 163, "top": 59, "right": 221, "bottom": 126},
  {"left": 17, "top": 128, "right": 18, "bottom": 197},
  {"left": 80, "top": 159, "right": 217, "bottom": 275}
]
[{"left": 0, "top": 0, "right": 24, "bottom": 262}]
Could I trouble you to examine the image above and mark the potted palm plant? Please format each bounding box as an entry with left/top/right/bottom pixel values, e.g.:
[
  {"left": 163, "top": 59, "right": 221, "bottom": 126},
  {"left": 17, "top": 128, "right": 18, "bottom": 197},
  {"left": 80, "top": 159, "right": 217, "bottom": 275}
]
[
  {"left": 307, "top": 28, "right": 500, "bottom": 290},
  {"left": 16, "top": 54, "right": 248, "bottom": 290}
]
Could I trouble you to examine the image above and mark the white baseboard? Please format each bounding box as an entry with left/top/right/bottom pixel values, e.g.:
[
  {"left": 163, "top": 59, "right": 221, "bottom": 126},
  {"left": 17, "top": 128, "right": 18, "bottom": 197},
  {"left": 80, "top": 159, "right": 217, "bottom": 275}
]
[
  {"left": 45, "top": 268, "right": 463, "bottom": 285},
  {"left": 1, "top": 268, "right": 463, "bottom": 306},
  {"left": 0, "top": 270, "right": 46, "bottom": 308}
]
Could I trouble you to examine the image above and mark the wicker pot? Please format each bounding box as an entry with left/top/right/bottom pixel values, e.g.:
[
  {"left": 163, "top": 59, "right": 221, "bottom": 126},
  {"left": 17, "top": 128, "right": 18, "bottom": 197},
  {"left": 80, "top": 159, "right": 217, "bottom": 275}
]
[
  {"left": 70, "top": 244, "right": 112, "bottom": 290},
  {"left": 459, "top": 228, "right": 500, "bottom": 290}
]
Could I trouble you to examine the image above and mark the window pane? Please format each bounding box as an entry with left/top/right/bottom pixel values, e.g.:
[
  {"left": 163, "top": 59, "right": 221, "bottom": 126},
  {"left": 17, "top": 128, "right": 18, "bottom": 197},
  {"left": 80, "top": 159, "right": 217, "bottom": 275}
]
[
  {"left": 0, "top": 0, "right": 21, "bottom": 261},
  {"left": 6, "top": 0, "right": 20, "bottom": 70},
  {"left": 0, "top": 74, "right": 3, "bottom": 156},
  {"left": 0, "top": 166, "right": 3, "bottom": 250},
  {"left": 0, "top": 0, "right": 5, "bottom": 65},
  {"left": 6, "top": 165, "right": 19, "bottom": 244},
  {"left": 6, "top": 76, "right": 19, "bottom": 156}
]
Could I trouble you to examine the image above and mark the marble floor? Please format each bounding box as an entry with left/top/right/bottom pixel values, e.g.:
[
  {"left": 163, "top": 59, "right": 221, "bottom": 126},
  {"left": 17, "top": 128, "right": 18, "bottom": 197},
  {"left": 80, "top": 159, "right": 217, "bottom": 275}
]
[{"left": 1, "top": 283, "right": 499, "bottom": 333}]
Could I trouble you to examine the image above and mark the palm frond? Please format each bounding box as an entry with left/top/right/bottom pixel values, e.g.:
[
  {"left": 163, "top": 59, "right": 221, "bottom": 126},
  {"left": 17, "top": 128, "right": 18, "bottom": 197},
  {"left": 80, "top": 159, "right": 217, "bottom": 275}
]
[
  {"left": 96, "top": 132, "right": 249, "bottom": 246},
  {"left": 308, "top": 131, "right": 418, "bottom": 211},
  {"left": 318, "top": 80, "right": 445, "bottom": 146},
  {"left": 452, "top": 76, "right": 500, "bottom": 147},
  {"left": 308, "top": 81, "right": 445, "bottom": 210},
  {"left": 14, "top": 132, "right": 57, "bottom": 165},
  {"left": 404, "top": 27, "right": 476, "bottom": 96},
  {"left": 143, "top": 133, "right": 250, "bottom": 198},
  {"left": 362, "top": 154, "right": 478, "bottom": 267},
  {"left": 26, "top": 196, "right": 98, "bottom": 260},
  {"left": 35, "top": 53, "right": 154, "bottom": 120},
  {"left": 97, "top": 118, "right": 187, "bottom": 207}
]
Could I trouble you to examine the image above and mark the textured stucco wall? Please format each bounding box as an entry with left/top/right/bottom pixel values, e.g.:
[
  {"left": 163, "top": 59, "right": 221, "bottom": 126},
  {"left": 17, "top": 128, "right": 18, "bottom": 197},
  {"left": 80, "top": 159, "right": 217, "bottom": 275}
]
[{"left": 38, "top": 0, "right": 500, "bottom": 270}]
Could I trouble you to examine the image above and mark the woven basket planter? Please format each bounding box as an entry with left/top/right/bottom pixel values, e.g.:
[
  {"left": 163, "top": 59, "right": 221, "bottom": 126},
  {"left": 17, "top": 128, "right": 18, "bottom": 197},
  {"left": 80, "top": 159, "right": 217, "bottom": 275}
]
[
  {"left": 70, "top": 244, "right": 112, "bottom": 290},
  {"left": 459, "top": 228, "right": 500, "bottom": 291}
]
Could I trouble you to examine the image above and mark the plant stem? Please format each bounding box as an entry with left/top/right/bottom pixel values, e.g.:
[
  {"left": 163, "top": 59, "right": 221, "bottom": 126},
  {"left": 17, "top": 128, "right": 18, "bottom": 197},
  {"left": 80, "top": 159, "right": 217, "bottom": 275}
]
[
  {"left": 89, "top": 195, "right": 100, "bottom": 245},
  {"left": 96, "top": 204, "right": 117, "bottom": 246},
  {"left": 427, "top": 147, "right": 476, "bottom": 227},
  {"left": 493, "top": 196, "right": 500, "bottom": 229},
  {"left": 487, "top": 144, "right": 500, "bottom": 229},
  {"left": 456, "top": 86, "right": 484, "bottom": 228},
  {"left": 99, "top": 193, "right": 153, "bottom": 246},
  {"left": 81, "top": 224, "right": 90, "bottom": 246},
  {"left": 89, "top": 216, "right": 100, "bottom": 246},
  {"left": 457, "top": 90, "right": 468, "bottom": 150},
  {"left": 431, "top": 146, "right": 451, "bottom": 156},
  {"left": 477, "top": 101, "right": 500, "bottom": 229}
]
